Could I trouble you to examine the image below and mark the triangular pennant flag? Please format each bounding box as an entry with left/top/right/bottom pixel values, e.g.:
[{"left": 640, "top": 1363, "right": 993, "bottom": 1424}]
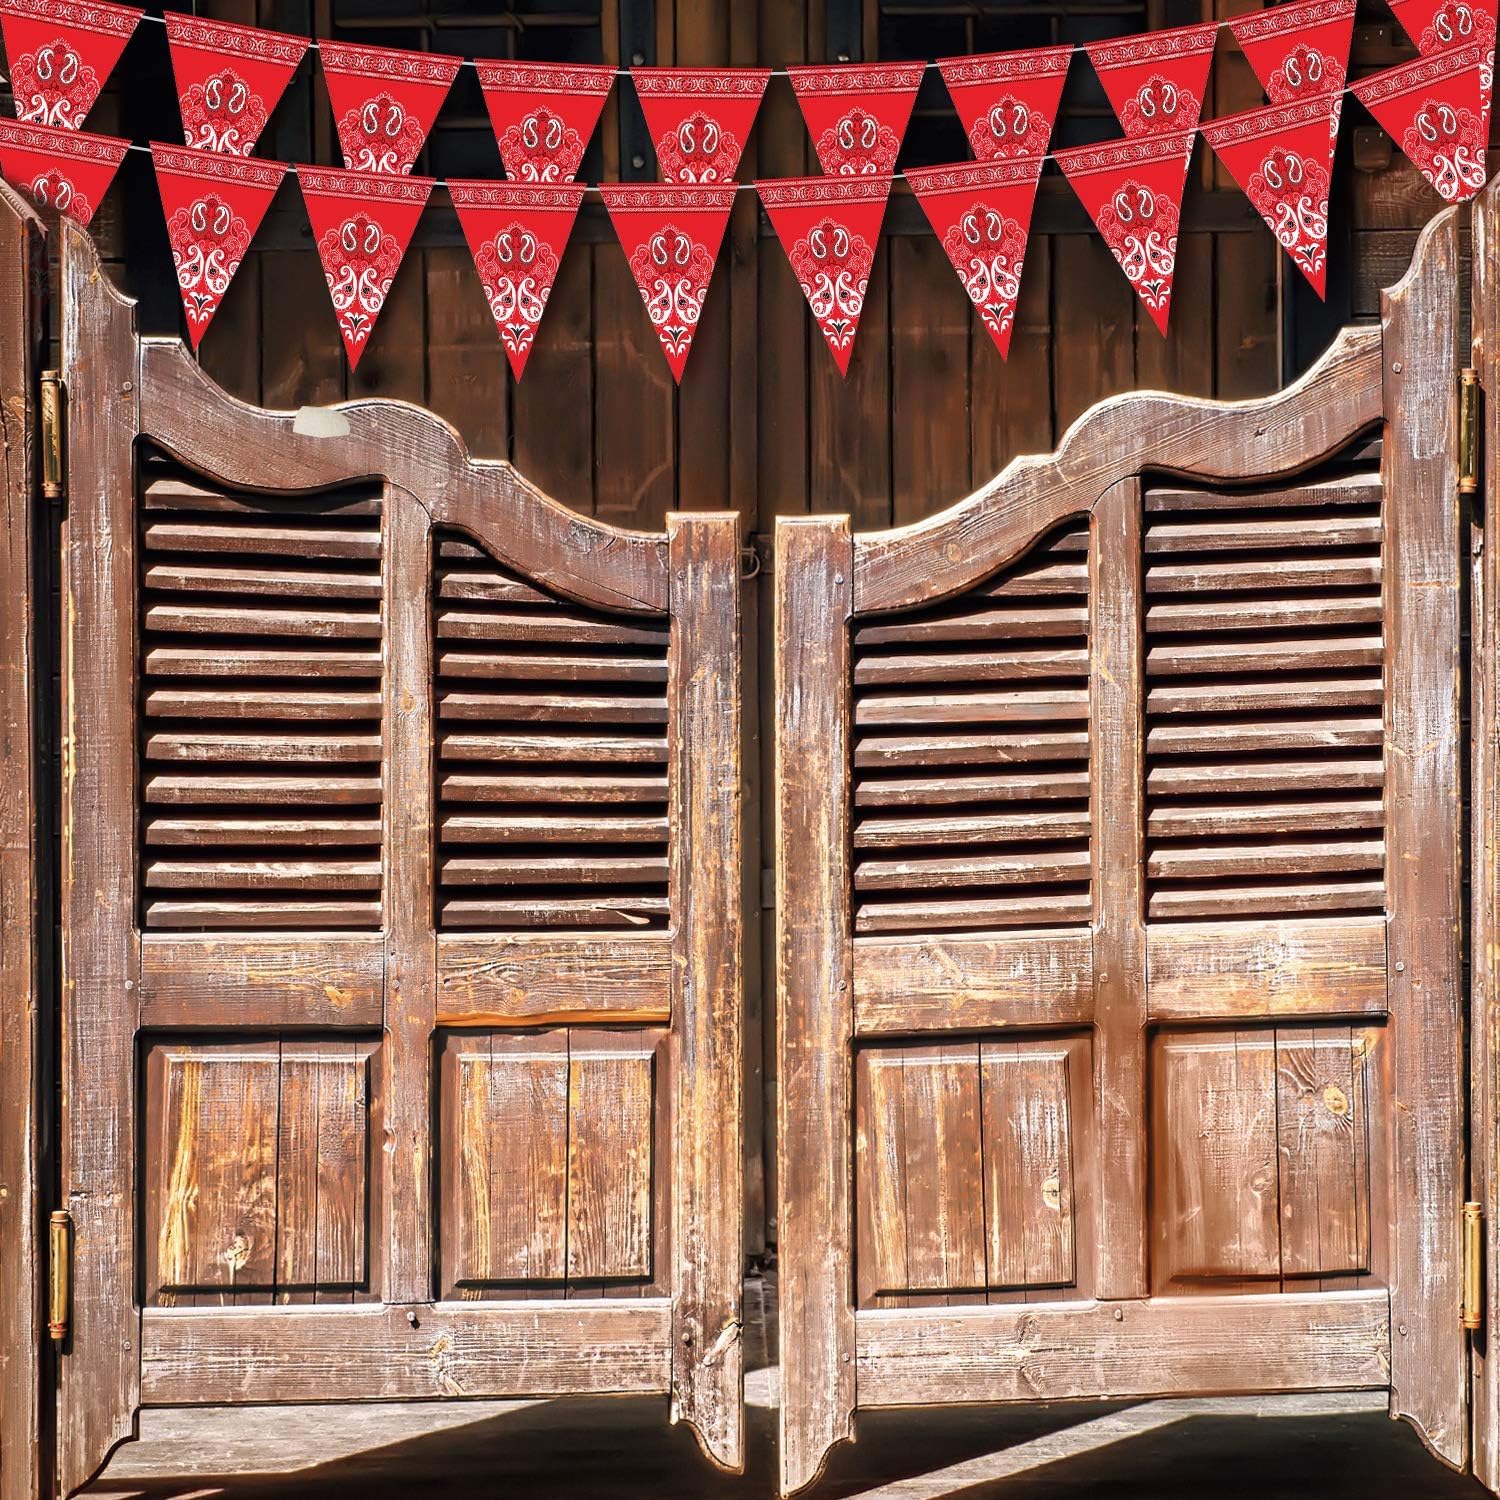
[
  {"left": 900, "top": 156, "right": 1044, "bottom": 358},
  {"left": 1085, "top": 21, "right": 1217, "bottom": 137},
  {"left": 474, "top": 59, "right": 615, "bottom": 183},
  {"left": 1388, "top": 0, "right": 1496, "bottom": 133},
  {"left": 0, "top": 0, "right": 140, "bottom": 129},
  {"left": 152, "top": 144, "right": 285, "bottom": 348},
  {"left": 299, "top": 164, "right": 433, "bottom": 367},
  {"left": 1202, "top": 95, "right": 1339, "bottom": 298},
  {"left": 631, "top": 67, "right": 770, "bottom": 183},
  {"left": 1228, "top": 0, "right": 1355, "bottom": 104},
  {"left": 787, "top": 62, "right": 923, "bottom": 175},
  {"left": 164, "top": 12, "right": 308, "bottom": 158},
  {"left": 0, "top": 115, "right": 126, "bottom": 223},
  {"left": 449, "top": 179, "right": 584, "bottom": 380},
  {"left": 936, "top": 46, "right": 1072, "bottom": 161},
  {"left": 319, "top": 41, "right": 460, "bottom": 175},
  {"left": 757, "top": 173, "right": 891, "bottom": 374},
  {"left": 1055, "top": 129, "right": 1195, "bottom": 334},
  {"left": 1352, "top": 43, "right": 1490, "bottom": 203},
  {"left": 600, "top": 182, "right": 734, "bottom": 383},
  {"left": 905, "top": 157, "right": 1044, "bottom": 360}
]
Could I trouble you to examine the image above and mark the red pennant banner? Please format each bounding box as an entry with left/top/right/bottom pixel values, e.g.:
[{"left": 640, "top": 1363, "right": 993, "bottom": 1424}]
[
  {"left": 787, "top": 63, "right": 923, "bottom": 175},
  {"left": 0, "top": 114, "right": 126, "bottom": 222},
  {"left": 631, "top": 67, "right": 770, "bottom": 183},
  {"left": 151, "top": 143, "right": 284, "bottom": 348},
  {"left": 475, "top": 60, "right": 615, "bottom": 183},
  {"left": 299, "top": 164, "right": 433, "bottom": 368},
  {"left": 0, "top": 0, "right": 140, "bottom": 129},
  {"left": 449, "top": 180, "right": 584, "bottom": 381},
  {"left": 1228, "top": 0, "right": 1355, "bottom": 105},
  {"left": 164, "top": 13, "right": 307, "bottom": 158},
  {"left": 758, "top": 173, "right": 891, "bottom": 374},
  {"left": 1202, "top": 94, "right": 1339, "bottom": 298},
  {"left": 1352, "top": 43, "right": 1489, "bottom": 203},
  {"left": 1055, "top": 128, "right": 1194, "bottom": 334},
  {"left": 1085, "top": 21, "right": 1217, "bottom": 137},
  {"left": 319, "top": 41, "right": 460, "bottom": 175},
  {"left": 936, "top": 46, "right": 1072, "bottom": 162},
  {"left": 600, "top": 182, "right": 734, "bottom": 383},
  {"left": 1389, "top": 0, "right": 1496, "bottom": 133},
  {"left": 905, "top": 157, "right": 1044, "bottom": 360}
]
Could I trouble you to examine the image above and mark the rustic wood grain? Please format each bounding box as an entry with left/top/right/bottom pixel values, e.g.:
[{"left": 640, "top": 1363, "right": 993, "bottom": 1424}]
[
  {"left": 854, "top": 1290, "right": 1391, "bottom": 1407},
  {"left": 0, "top": 179, "right": 48, "bottom": 1500},
  {"left": 667, "top": 514, "right": 745, "bottom": 1472},
  {"left": 775, "top": 518, "right": 855, "bottom": 1495},
  {"left": 58, "top": 219, "right": 142, "bottom": 1498},
  {"left": 1381, "top": 204, "right": 1467, "bottom": 1469},
  {"left": 139, "top": 1301, "right": 673, "bottom": 1404}
]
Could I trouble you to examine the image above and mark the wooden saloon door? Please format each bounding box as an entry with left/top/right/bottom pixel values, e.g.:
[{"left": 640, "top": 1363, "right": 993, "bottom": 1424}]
[
  {"left": 776, "top": 205, "right": 1469, "bottom": 1494},
  {"left": 56, "top": 221, "right": 743, "bottom": 1496}
]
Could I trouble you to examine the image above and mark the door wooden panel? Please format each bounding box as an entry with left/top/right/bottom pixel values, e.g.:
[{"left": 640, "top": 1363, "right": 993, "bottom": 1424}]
[
  {"left": 776, "top": 205, "right": 1467, "bottom": 1496},
  {"left": 57, "top": 221, "right": 744, "bottom": 1495}
]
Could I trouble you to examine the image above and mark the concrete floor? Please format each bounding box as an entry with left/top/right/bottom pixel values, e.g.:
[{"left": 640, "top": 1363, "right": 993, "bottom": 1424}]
[{"left": 85, "top": 1387, "right": 1495, "bottom": 1498}]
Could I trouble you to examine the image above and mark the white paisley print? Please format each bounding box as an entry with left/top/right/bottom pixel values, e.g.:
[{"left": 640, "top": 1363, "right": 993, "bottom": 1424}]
[
  {"left": 1095, "top": 179, "right": 1179, "bottom": 314},
  {"left": 9, "top": 37, "right": 100, "bottom": 127},
  {"left": 626, "top": 223, "right": 715, "bottom": 360},
  {"left": 1402, "top": 98, "right": 1488, "bottom": 201},
  {"left": 318, "top": 214, "right": 402, "bottom": 349},
  {"left": 789, "top": 216, "right": 872, "bottom": 351},
  {"left": 474, "top": 223, "right": 560, "bottom": 365},
  {"left": 179, "top": 69, "right": 270, "bottom": 156},
  {"left": 941, "top": 204, "right": 1027, "bottom": 345},
  {"left": 1245, "top": 149, "right": 1330, "bottom": 281},
  {"left": 166, "top": 192, "right": 253, "bottom": 334}
]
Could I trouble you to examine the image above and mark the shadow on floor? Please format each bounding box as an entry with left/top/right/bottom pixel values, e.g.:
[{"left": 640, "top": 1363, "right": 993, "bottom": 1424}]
[{"left": 86, "top": 1391, "right": 1491, "bottom": 1499}]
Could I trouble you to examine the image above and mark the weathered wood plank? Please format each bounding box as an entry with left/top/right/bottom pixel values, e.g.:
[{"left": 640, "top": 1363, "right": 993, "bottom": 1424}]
[
  {"left": 667, "top": 514, "right": 744, "bottom": 1473},
  {"left": 855, "top": 1291, "right": 1389, "bottom": 1407},
  {"left": 139, "top": 1302, "right": 673, "bottom": 1404},
  {"left": 775, "top": 518, "right": 854, "bottom": 1495}
]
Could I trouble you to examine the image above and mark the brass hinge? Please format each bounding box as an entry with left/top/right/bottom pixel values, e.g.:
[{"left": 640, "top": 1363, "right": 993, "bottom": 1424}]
[
  {"left": 1464, "top": 1201, "right": 1483, "bottom": 1331},
  {"left": 48, "top": 1210, "right": 70, "bottom": 1344},
  {"left": 1460, "top": 367, "right": 1481, "bottom": 497},
  {"left": 40, "top": 369, "right": 65, "bottom": 503}
]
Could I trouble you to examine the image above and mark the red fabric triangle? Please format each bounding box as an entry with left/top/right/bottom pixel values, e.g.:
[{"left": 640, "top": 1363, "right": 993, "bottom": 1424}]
[
  {"left": 152, "top": 144, "right": 285, "bottom": 349},
  {"left": 164, "top": 13, "right": 307, "bottom": 158},
  {"left": 905, "top": 157, "right": 1044, "bottom": 360},
  {"left": 1352, "top": 43, "right": 1490, "bottom": 203},
  {"left": 449, "top": 180, "right": 584, "bottom": 381},
  {"left": 936, "top": 46, "right": 1072, "bottom": 162},
  {"left": 631, "top": 67, "right": 770, "bottom": 183},
  {"left": 757, "top": 173, "right": 891, "bottom": 375},
  {"left": 1388, "top": 0, "right": 1496, "bottom": 135},
  {"left": 299, "top": 164, "right": 433, "bottom": 368},
  {"left": 0, "top": 115, "right": 126, "bottom": 223},
  {"left": 600, "top": 182, "right": 734, "bottom": 384},
  {"left": 1228, "top": 0, "right": 1355, "bottom": 104},
  {"left": 1084, "top": 21, "right": 1217, "bottom": 138},
  {"left": 474, "top": 59, "right": 615, "bottom": 183},
  {"left": 787, "top": 63, "right": 923, "bottom": 175},
  {"left": 1202, "top": 95, "right": 1339, "bottom": 299},
  {"left": 0, "top": 0, "right": 140, "bottom": 129},
  {"left": 1055, "top": 130, "right": 1195, "bottom": 335},
  {"left": 319, "top": 41, "right": 459, "bottom": 175}
]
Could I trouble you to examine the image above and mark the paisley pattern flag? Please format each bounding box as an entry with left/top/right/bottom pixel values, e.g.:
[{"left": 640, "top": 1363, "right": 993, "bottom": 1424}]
[
  {"left": 601, "top": 181, "right": 734, "bottom": 383},
  {"left": 449, "top": 179, "right": 584, "bottom": 380},
  {"left": 758, "top": 173, "right": 891, "bottom": 374},
  {"left": 1388, "top": 0, "right": 1496, "bottom": 132},
  {"left": 1202, "top": 94, "right": 1339, "bottom": 297},
  {"left": 631, "top": 67, "right": 770, "bottom": 183},
  {"left": 905, "top": 156, "right": 1045, "bottom": 359},
  {"left": 1351, "top": 43, "right": 1490, "bottom": 204},
  {"left": 1228, "top": 0, "right": 1355, "bottom": 104},
  {"left": 0, "top": 0, "right": 140, "bottom": 130},
  {"left": 787, "top": 62, "right": 923, "bottom": 175},
  {"left": 1055, "top": 128, "right": 1195, "bottom": 334},
  {"left": 319, "top": 40, "right": 460, "bottom": 175},
  {"left": 1085, "top": 21, "right": 1217, "bottom": 138},
  {"left": 0, "top": 115, "right": 126, "bottom": 223},
  {"left": 164, "top": 12, "right": 307, "bottom": 158},
  {"left": 151, "top": 144, "right": 285, "bottom": 347},
  {"left": 299, "top": 164, "right": 433, "bottom": 367},
  {"left": 475, "top": 59, "right": 615, "bottom": 183},
  {"left": 936, "top": 46, "right": 1072, "bottom": 162}
]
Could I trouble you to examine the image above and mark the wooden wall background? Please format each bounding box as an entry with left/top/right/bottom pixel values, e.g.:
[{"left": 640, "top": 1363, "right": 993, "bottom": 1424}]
[{"left": 2, "top": 0, "right": 1477, "bottom": 1253}]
